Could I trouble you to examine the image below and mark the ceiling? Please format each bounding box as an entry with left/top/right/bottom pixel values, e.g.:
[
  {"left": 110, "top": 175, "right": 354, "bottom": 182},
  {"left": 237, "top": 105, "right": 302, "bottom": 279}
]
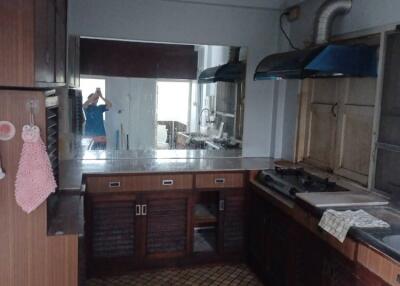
[{"left": 160, "top": 0, "right": 305, "bottom": 10}]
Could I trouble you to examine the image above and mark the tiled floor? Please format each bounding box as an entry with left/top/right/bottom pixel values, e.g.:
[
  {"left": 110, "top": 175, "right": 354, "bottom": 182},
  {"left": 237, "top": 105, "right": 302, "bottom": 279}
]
[{"left": 86, "top": 263, "right": 263, "bottom": 286}]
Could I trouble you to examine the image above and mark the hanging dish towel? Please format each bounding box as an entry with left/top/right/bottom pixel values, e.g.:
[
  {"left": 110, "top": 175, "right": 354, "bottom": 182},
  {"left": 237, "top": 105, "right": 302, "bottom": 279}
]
[
  {"left": 319, "top": 209, "right": 390, "bottom": 243},
  {"left": 15, "top": 125, "right": 57, "bottom": 213}
]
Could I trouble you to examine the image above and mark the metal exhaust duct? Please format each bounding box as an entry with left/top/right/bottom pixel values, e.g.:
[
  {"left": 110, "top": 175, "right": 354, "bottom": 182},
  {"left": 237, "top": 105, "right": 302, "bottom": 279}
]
[{"left": 313, "top": 0, "right": 352, "bottom": 45}]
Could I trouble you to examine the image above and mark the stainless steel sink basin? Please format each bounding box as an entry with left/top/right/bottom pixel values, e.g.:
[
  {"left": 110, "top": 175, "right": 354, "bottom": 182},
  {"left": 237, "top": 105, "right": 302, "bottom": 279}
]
[{"left": 382, "top": 235, "right": 400, "bottom": 251}]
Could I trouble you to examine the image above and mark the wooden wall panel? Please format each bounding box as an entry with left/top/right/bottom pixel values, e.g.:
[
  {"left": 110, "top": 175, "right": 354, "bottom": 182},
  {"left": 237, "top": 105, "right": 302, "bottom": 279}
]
[
  {"left": 80, "top": 38, "right": 198, "bottom": 80},
  {"left": 0, "top": 90, "right": 78, "bottom": 286},
  {"left": 0, "top": 0, "right": 35, "bottom": 86},
  {"left": 46, "top": 236, "right": 78, "bottom": 286}
]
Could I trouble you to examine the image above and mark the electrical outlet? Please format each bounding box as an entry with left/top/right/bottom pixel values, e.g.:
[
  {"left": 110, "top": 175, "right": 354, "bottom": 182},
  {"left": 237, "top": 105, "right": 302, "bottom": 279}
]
[{"left": 285, "top": 5, "right": 300, "bottom": 22}]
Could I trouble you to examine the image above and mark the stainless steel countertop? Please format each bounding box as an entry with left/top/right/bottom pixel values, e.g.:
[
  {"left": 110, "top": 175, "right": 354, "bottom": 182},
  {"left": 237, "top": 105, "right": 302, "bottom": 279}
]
[
  {"left": 59, "top": 152, "right": 274, "bottom": 190},
  {"left": 67, "top": 149, "right": 242, "bottom": 160}
]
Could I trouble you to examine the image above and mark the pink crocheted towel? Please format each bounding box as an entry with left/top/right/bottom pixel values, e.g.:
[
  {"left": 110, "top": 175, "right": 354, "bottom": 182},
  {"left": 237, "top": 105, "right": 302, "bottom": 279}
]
[{"left": 15, "top": 125, "right": 57, "bottom": 213}]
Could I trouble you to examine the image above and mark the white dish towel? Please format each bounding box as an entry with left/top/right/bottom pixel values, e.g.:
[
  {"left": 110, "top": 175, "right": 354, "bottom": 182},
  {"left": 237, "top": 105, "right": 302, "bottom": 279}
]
[{"left": 318, "top": 209, "right": 390, "bottom": 243}]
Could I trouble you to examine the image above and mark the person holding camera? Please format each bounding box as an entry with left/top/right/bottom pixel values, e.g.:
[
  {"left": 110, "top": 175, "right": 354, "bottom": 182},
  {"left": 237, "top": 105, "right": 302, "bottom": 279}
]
[{"left": 83, "top": 87, "right": 112, "bottom": 150}]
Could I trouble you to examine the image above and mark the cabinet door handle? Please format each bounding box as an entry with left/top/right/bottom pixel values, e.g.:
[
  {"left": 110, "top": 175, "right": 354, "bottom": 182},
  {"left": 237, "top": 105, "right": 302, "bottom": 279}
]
[
  {"left": 141, "top": 204, "right": 147, "bottom": 216},
  {"left": 162, "top": 179, "right": 174, "bottom": 186},
  {"left": 135, "top": 204, "right": 141, "bottom": 216},
  {"left": 331, "top": 103, "right": 338, "bottom": 118},
  {"left": 108, "top": 181, "right": 121, "bottom": 188},
  {"left": 215, "top": 178, "right": 225, "bottom": 184},
  {"left": 219, "top": 199, "right": 225, "bottom": 211}
]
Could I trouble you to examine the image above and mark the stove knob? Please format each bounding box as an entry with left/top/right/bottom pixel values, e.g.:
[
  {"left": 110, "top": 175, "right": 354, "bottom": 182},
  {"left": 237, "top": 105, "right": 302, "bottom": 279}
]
[{"left": 289, "top": 188, "right": 298, "bottom": 196}]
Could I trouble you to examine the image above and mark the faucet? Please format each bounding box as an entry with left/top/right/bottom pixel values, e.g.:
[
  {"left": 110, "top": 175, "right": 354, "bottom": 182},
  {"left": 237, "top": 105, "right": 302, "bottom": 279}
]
[{"left": 199, "top": 108, "right": 214, "bottom": 127}]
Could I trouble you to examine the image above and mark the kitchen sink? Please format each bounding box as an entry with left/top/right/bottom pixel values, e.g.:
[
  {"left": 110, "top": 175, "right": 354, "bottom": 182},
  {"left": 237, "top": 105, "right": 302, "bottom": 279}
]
[
  {"left": 382, "top": 235, "right": 400, "bottom": 252},
  {"left": 181, "top": 132, "right": 209, "bottom": 142}
]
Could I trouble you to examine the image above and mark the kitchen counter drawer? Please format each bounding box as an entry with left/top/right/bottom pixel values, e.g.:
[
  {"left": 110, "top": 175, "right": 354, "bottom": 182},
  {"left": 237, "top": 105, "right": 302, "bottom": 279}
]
[
  {"left": 86, "top": 174, "right": 193, "bottom": 193},
  {"left": 195, "top": 172, "right": 245, "bottom": 189}
]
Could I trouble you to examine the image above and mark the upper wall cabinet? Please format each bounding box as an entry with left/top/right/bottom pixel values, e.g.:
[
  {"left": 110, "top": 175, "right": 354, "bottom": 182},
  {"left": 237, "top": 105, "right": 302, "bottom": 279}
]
[
  {"left": 0, "top": 0, "right": 67, "bottom": 88},
  {"left": 68, "top": 35, "right": 80, "bottom": 88},
  {"left": 297, "top": 77, "right": 377, "bottom": 186}
]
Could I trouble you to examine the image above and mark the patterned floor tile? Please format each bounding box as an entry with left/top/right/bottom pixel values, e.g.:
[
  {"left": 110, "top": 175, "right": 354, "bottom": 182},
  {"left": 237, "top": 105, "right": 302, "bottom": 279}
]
[{"left": 86, "top": 263, "right": 263, "bottom": 286}]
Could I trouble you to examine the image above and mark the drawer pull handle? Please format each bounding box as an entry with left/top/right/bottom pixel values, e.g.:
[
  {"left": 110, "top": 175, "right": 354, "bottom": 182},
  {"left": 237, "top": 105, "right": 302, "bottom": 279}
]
[
  {"left": 215, "top": 178, "right": 225, "bottom": 184},
  {"left": 219, "top": 199, "right": 225, "bottom": 211},
  {"left": 142, "top": 204, "right": 147, "bottom": 216},
  {"left": 135, "top": 205, "right": 141, "bottom": 216},
  {"left": 162, "top": 179, "right": 174, "bottom": 186},
  {"left": 109, "top": 181, "right": 121, "bottom": 188}
]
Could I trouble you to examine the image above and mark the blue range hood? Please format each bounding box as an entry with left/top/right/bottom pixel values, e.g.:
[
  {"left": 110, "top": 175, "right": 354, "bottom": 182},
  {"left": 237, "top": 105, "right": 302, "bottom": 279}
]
[{"left": 254, "top": 44, "right": 378, "bottom": 80}]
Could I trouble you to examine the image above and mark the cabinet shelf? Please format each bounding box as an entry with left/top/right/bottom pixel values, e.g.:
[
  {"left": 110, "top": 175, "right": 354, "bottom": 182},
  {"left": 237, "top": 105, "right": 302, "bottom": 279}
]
[
  {"left": 193, "top": 226, "right": 217, "bottom": 253},
  {"left": 194, "top": 204, "right": 217, "bottom": 225}
]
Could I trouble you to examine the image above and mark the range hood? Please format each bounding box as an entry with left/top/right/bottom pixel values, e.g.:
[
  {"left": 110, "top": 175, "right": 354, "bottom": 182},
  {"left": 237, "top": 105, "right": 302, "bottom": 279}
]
[
  {"left": 254, "top": 44, "right": 377, "bottom": 80},
  {"left": 254, "top": 0, "right": 378, "bottom": 80},
  {"left": 198, "top": 47, "right": 245, "bottom": 84}
]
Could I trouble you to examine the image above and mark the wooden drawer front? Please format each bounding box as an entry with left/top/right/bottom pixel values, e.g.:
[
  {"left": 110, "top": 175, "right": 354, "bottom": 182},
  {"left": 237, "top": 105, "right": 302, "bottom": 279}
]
[
  {"left": 86, "top": 174, "right": 193, "bottom": 192},
  {"left": 195, "top": 173, "right": 244, "bottom": 189},
  {"left": 86, "top": 176, "right": 129, "bottom": 193},
  {"left": 126, "top": 174, "right": 193, "bottom": 191},
  {"left": 357, "top": 243, "right": 400, "bottom": 285}
]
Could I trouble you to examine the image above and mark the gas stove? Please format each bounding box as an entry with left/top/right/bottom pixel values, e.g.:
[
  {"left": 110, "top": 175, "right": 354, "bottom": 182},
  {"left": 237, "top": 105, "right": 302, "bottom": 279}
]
[{"left": 256, "top": 167, "right": 348, "bottom": 199}]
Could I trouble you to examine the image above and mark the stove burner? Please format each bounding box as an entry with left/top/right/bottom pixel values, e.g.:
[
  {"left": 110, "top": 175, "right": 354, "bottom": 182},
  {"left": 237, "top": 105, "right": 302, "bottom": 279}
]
[
  {"left": 256, "top": 168, "right": 347, "bottom": 199},
  {"left": 274, "top": 166, "right": 303, "bottom": 176}
]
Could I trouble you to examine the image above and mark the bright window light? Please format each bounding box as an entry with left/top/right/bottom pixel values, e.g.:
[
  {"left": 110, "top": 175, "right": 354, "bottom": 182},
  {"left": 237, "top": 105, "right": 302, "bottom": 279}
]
[
  {"left": 80, "top": 77, "right": 106, "bottom": 103},
  {"left": 156, "top": 81, "right": 190, "bottom": 125}
]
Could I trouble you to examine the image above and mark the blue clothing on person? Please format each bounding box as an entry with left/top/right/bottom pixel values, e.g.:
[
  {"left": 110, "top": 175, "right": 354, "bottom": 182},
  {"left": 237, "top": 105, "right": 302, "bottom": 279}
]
[{"left": 84, "top": 104, "right": 108, "bottom": 137}]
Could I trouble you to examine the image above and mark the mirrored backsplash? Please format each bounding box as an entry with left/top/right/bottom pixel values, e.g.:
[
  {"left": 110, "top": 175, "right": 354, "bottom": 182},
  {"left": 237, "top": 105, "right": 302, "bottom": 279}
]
[{"left": 59, "top": 38, "right": 247, "bottom": 160}]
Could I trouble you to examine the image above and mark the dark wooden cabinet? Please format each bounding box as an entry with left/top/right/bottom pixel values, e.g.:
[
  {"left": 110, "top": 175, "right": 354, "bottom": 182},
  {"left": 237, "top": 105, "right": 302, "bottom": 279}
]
[
  {"left": 220, "top": 189, "right": 245, "bottom": 254},
  {"left": 267, "top": 208, "right": 292, "bottom": 286},
  {"left": 141, "top": 191, "right": 191, "bottom": 262},
  {"left": 85, "top": 193, "right": 140, "bottom": 277},
  {"left": 248, "top": 184, "right": 391, "bottom": 286},
  {"left": 321, "top": 249, "right": 391, "bottom": 286},
  {"left": 0, "top": 0, "right": 67, "bottom": 88},
  {"left": 86, "top": 191, "right": 191, "bottom": 276},
  {"left": 248, "top": 191, "right": 267, "bottom": 267},
  {"left": 55, "top": 0, "right": 67, "bottom": 84},
  {"left": 68, "top": 35, "right": 80, "bottom": 88},
  {"left": 85, "top": 172, "right": 247, "bottom": 277},
  {"left": 248, "top": 189, "right": 291, "bottom": 286}
]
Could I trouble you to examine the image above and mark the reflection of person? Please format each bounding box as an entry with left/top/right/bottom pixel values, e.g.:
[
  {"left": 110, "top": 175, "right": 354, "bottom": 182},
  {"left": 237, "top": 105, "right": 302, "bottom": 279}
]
[{"left": 83, "top": 88, "right": 112, "bottom": 150}]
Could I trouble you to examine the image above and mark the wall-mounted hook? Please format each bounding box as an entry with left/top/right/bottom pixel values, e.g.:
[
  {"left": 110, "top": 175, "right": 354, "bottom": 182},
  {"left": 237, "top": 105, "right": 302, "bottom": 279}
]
[
  {"left": 0, "top": 155, "right": 5, "bottom": 180},
  {"left": 26, "top": 99, "right": 39, "bottom": 127}
]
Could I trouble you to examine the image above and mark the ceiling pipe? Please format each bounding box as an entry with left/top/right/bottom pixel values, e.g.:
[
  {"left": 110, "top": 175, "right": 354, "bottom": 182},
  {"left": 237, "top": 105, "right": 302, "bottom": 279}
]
[
  {"left": 313, "top": 0, "right": 352, "bottom": 45},
  {"left": 228, "top": 47, "right": 241, "bottom": 63}
]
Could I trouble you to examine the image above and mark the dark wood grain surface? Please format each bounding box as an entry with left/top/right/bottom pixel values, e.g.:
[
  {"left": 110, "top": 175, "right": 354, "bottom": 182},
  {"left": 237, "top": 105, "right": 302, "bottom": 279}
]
[
  {"left": 80, "top": 38, "right": 198, "bottom": 80},
  {"left": 0, "top": 90, "right": 78, "bottom": 286}
]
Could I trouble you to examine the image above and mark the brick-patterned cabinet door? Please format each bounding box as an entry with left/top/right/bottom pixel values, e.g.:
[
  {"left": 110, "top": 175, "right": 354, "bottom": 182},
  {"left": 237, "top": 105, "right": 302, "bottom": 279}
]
[
  {"left": 142, "top": 193, "right": 190, "bottom": 260},
  {"left": 86, "top": 194, "right": 139, "bottom": 277}
]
